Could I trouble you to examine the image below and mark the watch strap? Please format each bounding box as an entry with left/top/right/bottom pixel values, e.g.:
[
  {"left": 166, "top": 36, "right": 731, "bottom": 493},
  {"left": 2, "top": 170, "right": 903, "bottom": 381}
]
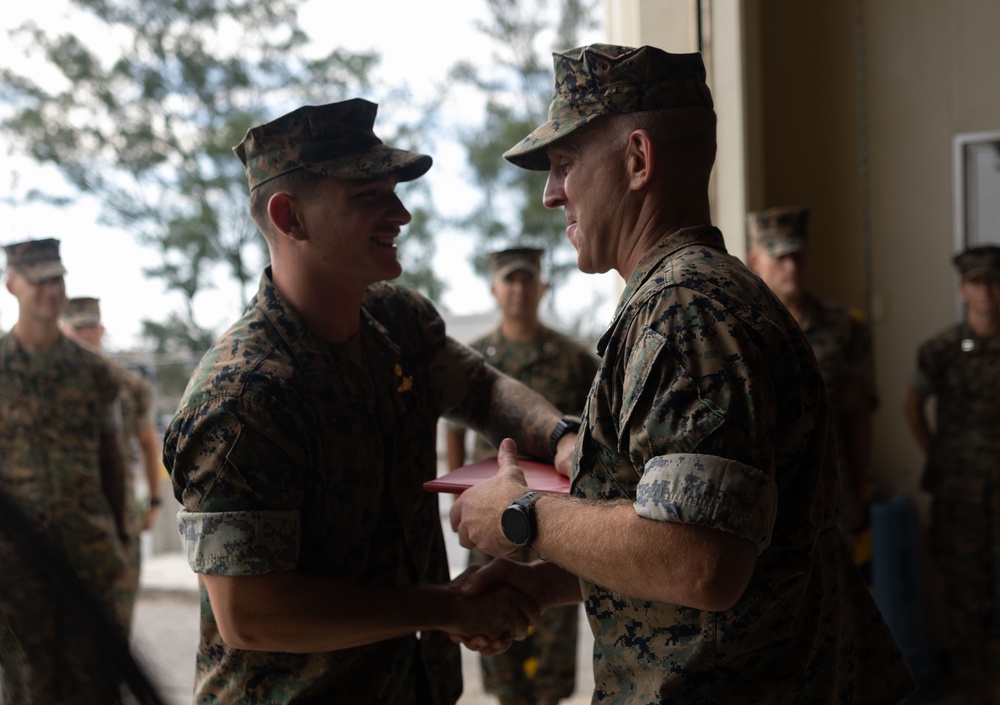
[{"left": 549, "top": 415, "right": 582, "bottom": 457}]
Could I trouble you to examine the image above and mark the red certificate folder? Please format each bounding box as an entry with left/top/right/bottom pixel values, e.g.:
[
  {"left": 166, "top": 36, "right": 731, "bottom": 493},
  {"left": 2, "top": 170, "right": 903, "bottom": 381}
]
[{"left": 424, "top": 457, "right": 570, "bottom": 495}]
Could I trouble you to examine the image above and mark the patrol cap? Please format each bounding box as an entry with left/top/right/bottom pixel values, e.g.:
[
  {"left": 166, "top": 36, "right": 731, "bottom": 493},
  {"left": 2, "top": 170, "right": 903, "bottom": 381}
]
[
  {"left": 954, "top": 244, "right": 1000, "bottom": 281},
  {"left": 504, "top": 43, "right": 715, "bottom": 170},
  {"left": 63, "top": 296, "right": 102, "bottom": 327},
  {"left": 747, "top": 206, "right": 810, "bottom": 258},
  {"left": 2, "top": 238, "right": 67, "bottom": 283},
  {"left": 234, "top": 98, "right": 433, "bottom": 191},
  {"left": 489, "top": 247, "right": 544, "bottom": 280}
]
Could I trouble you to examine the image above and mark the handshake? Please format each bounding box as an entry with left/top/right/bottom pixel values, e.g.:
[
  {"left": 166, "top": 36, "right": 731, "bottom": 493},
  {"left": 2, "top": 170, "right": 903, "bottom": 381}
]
[{"left": 442, "top": 558, "right": 549, "bottom": 656}]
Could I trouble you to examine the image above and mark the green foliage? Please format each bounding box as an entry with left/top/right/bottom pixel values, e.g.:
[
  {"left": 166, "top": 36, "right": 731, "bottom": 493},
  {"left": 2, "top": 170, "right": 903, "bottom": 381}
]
[
  {"left": 0, "top": 0, "right": 445, "bottom": 371},
  {"left": 448, "top": 0, "right": 598, "bottom": 294}
]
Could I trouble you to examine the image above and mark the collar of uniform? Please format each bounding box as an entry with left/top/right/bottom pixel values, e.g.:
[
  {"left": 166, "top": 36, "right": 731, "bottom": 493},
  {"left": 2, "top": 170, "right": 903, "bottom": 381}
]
[
  {"left": 484, "top": 324, "right": 559, "bottom": 363},
  {"left": 597, "top": 225, "right": 726, "bottom": 356},
  {"left": 254, "top": 266, "right": 402, "bottom": 387},
  {"left": 0, "top": 328, "right": 76, "bottom": 374}
]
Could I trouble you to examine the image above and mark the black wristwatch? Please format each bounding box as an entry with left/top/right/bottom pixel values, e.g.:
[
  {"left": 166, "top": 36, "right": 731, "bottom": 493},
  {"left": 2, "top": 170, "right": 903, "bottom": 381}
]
[
  {"left": 549, "top": 415, "right": 581, "bottom": 457},
  {"left": 501, "top": 491, "right": 543, "bottom": 547}
]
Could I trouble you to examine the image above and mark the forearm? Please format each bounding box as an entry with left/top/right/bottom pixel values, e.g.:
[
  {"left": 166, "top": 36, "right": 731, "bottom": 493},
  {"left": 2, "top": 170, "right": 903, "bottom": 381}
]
[
  {"left": 203, "top": 570, "right": 536, "bottom": 654},
  {"left": 204, "top": 572, "right": 456, "bottom": 652},
  {"left": 445, "top": 428, "right": 467, "bottom": 471},
  {"left": 137, "top": 426, "right": 162, "bottom": 498},
  {"left": 532, "top": 495, "right": 755, "bottom": 611},
  {"left": 479, "top": 373, "right": 563, "bottom": 461},
  {"left": 903, "top": 389, "right": 931, "bottom": 455}
]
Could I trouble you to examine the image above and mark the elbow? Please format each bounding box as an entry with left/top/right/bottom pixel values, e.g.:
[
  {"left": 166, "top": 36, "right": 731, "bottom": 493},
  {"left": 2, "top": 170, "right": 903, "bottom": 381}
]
[
  {"left": 690, "top": 576, "right": 746, "bottom": 612},
  {"left": 214, "top": 607, "right": 269, "bottom": 651},
  {"left": 676, "top": 540, "right": 756, "bottom": 612}
]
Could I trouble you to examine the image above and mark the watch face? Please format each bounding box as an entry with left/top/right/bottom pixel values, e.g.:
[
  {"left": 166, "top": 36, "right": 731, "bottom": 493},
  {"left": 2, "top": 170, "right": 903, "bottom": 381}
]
[{"left": 501, "top": 506, "right": 531, "bottom": 546}]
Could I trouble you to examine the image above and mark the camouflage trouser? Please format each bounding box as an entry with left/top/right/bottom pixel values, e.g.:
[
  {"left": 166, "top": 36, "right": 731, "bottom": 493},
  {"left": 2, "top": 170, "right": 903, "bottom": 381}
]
[
  {"left": 0, "top": 537, "right": 122, "bottom": 705},
  {"left": 928, "top": 483, "right": 1000, "bottom": 687},
  {"left": 114, "top": 502, "right": 145, "bottom": 634},
  {"left": 469, "top": 546, "right": 578, "bottom": 703}
]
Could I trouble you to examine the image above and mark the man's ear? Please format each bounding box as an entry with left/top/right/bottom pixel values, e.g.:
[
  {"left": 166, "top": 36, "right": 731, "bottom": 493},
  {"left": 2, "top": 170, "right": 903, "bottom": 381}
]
[
  {"left": 625, "top": 129, "right": 655, "bottom": 191},
  {"left": 267, "top": 192, "right": 308, "bottom": 242},
  {"left": 746, "top": 249, "right": 760, "bottom": 273}
]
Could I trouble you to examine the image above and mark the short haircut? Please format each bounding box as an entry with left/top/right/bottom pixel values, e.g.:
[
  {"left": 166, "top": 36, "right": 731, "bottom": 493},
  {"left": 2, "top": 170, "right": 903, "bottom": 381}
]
[
  {"left": 602, "top": 107, "right": 717, "bottom": 183},
  {"left": 248, "top": 169, "right": 328, "bottom": 242}
]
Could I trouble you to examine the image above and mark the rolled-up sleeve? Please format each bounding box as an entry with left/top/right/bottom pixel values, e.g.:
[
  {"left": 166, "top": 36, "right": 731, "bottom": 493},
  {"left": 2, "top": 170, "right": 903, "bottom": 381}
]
[
  {"left": 635, "top": 453, "right": 778, "bottom": 553},
  {"left": 179, "top": 508, "right": 300, "bottom": 575}
]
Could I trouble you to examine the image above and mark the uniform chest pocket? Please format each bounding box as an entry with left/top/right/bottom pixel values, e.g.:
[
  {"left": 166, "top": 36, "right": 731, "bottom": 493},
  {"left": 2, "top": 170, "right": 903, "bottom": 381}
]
[{"left": 618, "top": 326, "right": 725, "bottom": 462}]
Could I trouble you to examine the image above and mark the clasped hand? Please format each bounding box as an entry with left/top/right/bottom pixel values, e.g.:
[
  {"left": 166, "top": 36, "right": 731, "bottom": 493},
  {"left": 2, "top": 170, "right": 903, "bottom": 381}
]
[
  {"left": 446, "top": 438, "right": 551, "bottom": 654},
  {"left": 445, "top": 561, "right": 539, "bottom": 655}
]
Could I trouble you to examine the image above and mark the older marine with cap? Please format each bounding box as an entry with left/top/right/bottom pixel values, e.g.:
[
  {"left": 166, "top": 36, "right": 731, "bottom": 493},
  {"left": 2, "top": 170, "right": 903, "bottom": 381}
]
[
  {"left": 904, "top": 244, "right": 1000, "bottom": 704},
  {"left": 450, "top": 44, "right": 915, "bottom": 704},
  {"left": 747, "top": 206, "right": 877, "bottom": 574},
  {"left": 1, "top": 238, "right": 128, "bottom": 703},
  {"left": 162, "top": 98, "right": 579, "bottom": 705}
]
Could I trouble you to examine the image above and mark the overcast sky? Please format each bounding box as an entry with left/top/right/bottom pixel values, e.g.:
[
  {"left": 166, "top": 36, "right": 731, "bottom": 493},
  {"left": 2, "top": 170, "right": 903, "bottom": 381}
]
[{"left": 0, "top": 0, "right": 619, "bottom": 350}]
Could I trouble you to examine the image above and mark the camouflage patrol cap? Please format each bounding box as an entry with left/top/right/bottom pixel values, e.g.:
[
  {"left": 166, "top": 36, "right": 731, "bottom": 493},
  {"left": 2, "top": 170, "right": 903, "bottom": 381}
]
[
  {"left": 489, "top": 247, "right": 544, "bottom": 280},
  {"left": 954, "top": 244, "right": 1000, "bottom": 281},
  {"left": 747, "top": 206, "right": 810, "bottom": 258},
  {"left": 2, "top": 238, "right": 67, "bottom": 283},
  {"left": 234, "top": 98, "right": 432, "bottom": 191},
  {"left": 504, "top": 44, "right": 715, "bottom": 170},
  {"left": 63, "top": 296, "right": 102, "bottom": 327}
]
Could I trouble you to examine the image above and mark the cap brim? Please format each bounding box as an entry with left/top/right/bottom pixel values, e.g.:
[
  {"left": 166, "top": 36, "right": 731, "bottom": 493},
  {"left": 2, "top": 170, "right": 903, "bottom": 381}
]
[
  {"left": 503, "top": 115, "right": 596, "bottom": 171},
  {"left": 496, "top": 263, "right": 541, "bottom": 279},
  {"left": 16, "top": 261, "right": 67, "bottom": 283},
  {"left": 307, "top": 144, "right": 432, "bottom": 183},
  {"left": 769, "top": 240, "right": 806, "bottom": 258},
  {"left": 64, "top": 315, "right": 101, "bottom": 327},
  {"left": 961, "top": 266, "right": 999, "bottom": 281}
]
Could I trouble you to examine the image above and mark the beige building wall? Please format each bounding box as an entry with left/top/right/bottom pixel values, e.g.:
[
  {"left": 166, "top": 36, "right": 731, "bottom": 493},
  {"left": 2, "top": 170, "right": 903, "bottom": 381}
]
[{"left": 602, "top": 0, "right": 1000, "bottom": 505}]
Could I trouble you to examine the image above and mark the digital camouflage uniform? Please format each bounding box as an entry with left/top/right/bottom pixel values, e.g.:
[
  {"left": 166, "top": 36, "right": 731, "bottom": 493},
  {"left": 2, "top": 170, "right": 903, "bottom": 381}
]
[
  {"left": 164, "top": 267, "right": 487, "bottom": 705},
  {"left": 573, "top": 226, "right": 914, "bottom": 704},
  {"left": 0, "top": 331, "right": 126, "bottom": 705},
  {"left": 799, "top": 292, "right": 875, "bottom": 466},
  {"left": 912, "top": 322, "right": 1000, "bottom": 684},
  {"left": 464, "top": 326, "right": 598, "bottom": 703},
  {"left": 112, "top": 362, "right": 155, "bottom": 632},
  {"left": 798, "top": 292, "right": 876, "bottom": 572}
]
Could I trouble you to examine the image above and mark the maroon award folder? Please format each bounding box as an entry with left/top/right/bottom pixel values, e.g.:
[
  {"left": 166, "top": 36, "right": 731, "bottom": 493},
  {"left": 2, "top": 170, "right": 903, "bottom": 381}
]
[{"left": 423, "top": 457, "right": 570, "bottom": 495}]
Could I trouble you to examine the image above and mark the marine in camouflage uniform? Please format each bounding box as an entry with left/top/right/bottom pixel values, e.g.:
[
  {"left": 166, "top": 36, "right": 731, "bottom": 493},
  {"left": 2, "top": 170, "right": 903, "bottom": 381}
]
[
  {"left": 0, "top": 239, "right": 128, "bottom": 704},
  {"left": 111, "top": 364, "right": 156, "bottom": 629},
  {"left": 451, "top": 44, "right": 915, "bottom": 704},
  {"left": 446, "top": 247, "right": 598, "bottom": 705},
  {"left": 904, "top": 244, "right": 1000, "bottom": 703},
  {"left": 63, "top": 296, "right": 161, "bottom": 634},
  {"left": 747, "top": 207, "right": 877, "bottom": 574},
  {"left": 163, "top": 99, "right": 568, "bottom": 705}
]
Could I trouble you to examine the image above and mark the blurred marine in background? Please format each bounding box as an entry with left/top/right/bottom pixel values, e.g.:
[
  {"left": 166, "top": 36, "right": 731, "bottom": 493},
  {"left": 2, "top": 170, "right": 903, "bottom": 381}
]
[
  {"left": 0, "top": 238, "right": 129, "bottom": 704},
  {"left": 746, "top": 206, "right": 877, "bottom": 578},
  {"left": 445, "top": 246, "right": 597, "bottom": 705},
  {"left": 904, "top": 244, "right": 1000, "bottom": 705},
  {"left": 63, "top": 295, "right": 163, "bottom": 634}
]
